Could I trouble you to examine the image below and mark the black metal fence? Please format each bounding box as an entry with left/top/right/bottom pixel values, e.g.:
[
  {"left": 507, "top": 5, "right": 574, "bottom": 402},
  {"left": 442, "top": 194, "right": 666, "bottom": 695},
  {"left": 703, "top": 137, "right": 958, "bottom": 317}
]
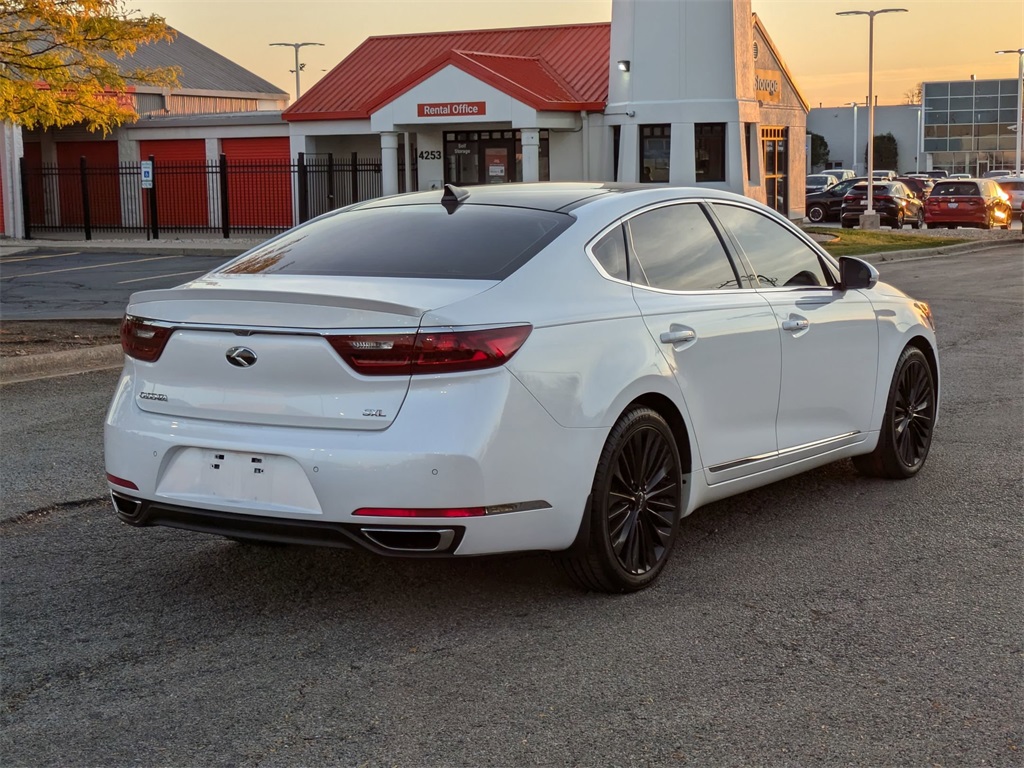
[{"left": 19, "top": 152, "right": 416, "bottom": 240}]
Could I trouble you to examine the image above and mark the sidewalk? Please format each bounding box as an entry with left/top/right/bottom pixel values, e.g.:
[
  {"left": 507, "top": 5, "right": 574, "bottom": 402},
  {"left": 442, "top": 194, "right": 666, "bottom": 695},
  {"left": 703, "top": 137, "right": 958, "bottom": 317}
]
[
  {"left": 1, "top": 233, "right": 1019, "bottom": 385},
  {"left": 0, "top": 234, "right": 267, "bottom": 259}
]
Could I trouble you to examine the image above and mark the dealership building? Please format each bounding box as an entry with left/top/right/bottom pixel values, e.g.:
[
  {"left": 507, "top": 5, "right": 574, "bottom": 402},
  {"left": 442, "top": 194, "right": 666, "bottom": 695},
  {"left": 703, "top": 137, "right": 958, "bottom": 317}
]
[
  {"left": 2, "top": 0, "right": 812, "bottom": 237},
  {"left": 807, "top": 78, "right": 1022, "bottom": 177}
]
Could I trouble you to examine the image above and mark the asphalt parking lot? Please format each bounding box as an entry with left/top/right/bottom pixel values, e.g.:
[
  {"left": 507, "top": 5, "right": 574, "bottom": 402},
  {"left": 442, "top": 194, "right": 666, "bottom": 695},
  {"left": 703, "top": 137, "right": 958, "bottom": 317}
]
[
  {"left": 0, "top": 248, "right": 228, "bottom": 319},
  {"left": 1, "top": 246, "right": 1021, "bottom": 766}
]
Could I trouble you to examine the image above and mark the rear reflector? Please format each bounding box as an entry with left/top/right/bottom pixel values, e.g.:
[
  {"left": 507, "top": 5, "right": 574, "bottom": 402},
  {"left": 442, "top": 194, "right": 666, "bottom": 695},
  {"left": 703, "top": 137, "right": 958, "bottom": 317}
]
[
  {"left": 353, "top": 507, "right": 486, "bottom": 518},
  {"left": 106, "top": 473, "right": 139, "bottom": 490},
  {"left": 327, "top": 325, "right": 531, "bottom": 376},
  {"left": 121, "top": 315, "right": 173, "bottom": 362}
]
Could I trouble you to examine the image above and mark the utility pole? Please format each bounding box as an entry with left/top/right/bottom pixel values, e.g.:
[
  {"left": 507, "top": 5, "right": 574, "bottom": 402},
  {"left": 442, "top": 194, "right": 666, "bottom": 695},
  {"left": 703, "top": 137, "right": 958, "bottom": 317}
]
[{"left": 270, "top": 42, "right": 324, "bottom": 101}]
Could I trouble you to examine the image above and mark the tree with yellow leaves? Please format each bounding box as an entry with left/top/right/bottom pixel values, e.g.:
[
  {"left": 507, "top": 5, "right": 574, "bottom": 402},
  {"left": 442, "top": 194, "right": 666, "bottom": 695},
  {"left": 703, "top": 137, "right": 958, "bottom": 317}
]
[{"left": 0, "top": 0, "right": 179, "bottom": 133}]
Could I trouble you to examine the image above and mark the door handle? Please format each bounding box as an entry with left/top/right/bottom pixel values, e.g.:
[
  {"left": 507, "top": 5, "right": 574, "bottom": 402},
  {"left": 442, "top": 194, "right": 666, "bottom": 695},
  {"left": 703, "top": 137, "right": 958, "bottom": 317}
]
[
  {"left": 782, "top": 319, "right": 809, "bottom": 332},
  {"left": 660, "top": 329, "right": 696, "bottom": 344}
]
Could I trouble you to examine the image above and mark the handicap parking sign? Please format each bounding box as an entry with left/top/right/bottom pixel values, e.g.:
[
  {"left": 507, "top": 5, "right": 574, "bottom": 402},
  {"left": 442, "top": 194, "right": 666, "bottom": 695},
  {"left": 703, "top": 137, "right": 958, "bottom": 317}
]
[{"left": 140, "top": 161, "right": 153, "bottom": 188}]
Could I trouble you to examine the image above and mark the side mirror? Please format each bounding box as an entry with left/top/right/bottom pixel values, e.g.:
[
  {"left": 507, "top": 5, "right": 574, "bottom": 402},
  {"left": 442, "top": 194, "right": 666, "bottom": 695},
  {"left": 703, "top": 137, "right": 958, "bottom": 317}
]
[{"left": 838, "top": 256, "right": 879, "bottom": 291}]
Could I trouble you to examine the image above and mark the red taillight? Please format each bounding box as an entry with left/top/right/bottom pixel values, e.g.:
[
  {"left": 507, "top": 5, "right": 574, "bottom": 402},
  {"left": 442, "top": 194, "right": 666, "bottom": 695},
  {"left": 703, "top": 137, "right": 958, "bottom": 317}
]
[
  {"left": 327, "top": 325, "right": 531, "bottom": 376},
  {"left": 120, "top": 315, "right": 172, "bottom": 362},
  {"left": 353, "top": 507, "right": 486, "bottom": 518},
  {"left": 106, "top": 473, "right": 139, "bottom": 490}
]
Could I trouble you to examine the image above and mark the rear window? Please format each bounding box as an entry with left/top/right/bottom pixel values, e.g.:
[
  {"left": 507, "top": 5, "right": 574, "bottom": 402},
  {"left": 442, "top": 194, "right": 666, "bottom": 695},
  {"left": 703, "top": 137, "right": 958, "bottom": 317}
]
[
  {"left": 931, "top": 182, "right": 981, "bottom": 197},
  {"left": 997, "top": 180, "right": 1024, "bottom": 191},
  {"left": 217, "top": 204, "right": 573, "bottom": 280}
]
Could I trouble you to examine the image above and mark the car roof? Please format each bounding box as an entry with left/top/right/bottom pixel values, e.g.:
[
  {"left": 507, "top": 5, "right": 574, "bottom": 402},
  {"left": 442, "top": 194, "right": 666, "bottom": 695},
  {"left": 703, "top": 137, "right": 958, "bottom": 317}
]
[{"left": 350, "top": 182, "right": 757, "bottom": 214}]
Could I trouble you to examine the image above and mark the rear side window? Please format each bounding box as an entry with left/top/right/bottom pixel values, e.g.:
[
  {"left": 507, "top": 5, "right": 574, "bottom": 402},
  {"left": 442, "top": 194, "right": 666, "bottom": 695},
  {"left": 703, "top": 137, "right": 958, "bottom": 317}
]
[
  {"left": 626, "top": 203, "right": 740, "bottom": 291},
  {"left": 591, "top": 226, "right": 628, "bottom": 281},
  {"left": 998, "top": 180, "right": 1024, "bottom": 191},
  {"left": 218, "top": 205, "right": 573, "bottom": 280},
  {"left": 931, "top": 182, "right": 981, "bottom": 197}
]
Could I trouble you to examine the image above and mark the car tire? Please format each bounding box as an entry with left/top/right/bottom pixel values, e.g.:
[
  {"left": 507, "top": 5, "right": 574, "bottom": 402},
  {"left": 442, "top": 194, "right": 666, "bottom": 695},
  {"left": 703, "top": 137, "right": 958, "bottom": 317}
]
[
  {"left": 852, "top": 346, "right": 935, "bottom": 480},
  {"left": 910, "top": 210, "right": 924, "bottom": 230},
  {"left": 893, "top": 211, "right": 905, "bottom": 229},
  {"left": 981, "top": 212, "right": 993, "bottom": 230},
  {"left": 841, "top": 219, "right": 855, "bottom": 229},
  {"left": 557, "top": 406, "right": 682, "bottom": 593},
  {"left": 807, "top": 204, "right": 827, "bottom": 224}
]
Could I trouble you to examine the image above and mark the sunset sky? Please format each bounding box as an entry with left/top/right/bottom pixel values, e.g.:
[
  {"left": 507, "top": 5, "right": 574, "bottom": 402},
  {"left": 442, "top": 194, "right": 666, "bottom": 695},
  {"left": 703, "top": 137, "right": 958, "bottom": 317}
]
[{"left": 132, "top": 0, "right": 1023, "bottom": 108}]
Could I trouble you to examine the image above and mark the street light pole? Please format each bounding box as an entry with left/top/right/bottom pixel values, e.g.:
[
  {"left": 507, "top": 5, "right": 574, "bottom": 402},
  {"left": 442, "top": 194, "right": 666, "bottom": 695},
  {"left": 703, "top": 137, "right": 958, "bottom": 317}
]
[
  {"left": 270, "top": 41, "right": 324, "bottom": 100},
  {"left": 837, "top": 8, "right": 907, "bottom": 226},
  {"left": 995, "top": 48, "right": 1024, "bottom": 176}
]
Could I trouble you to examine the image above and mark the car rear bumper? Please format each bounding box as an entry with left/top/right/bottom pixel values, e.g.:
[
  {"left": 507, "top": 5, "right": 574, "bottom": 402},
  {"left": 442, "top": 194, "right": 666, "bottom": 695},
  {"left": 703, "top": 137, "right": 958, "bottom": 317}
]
[
  {"left": 923, "top": 209, "right": 987, "bottom": 225},
  {"left": 105, "top": 367, "right": 602, "bottom": 556}
]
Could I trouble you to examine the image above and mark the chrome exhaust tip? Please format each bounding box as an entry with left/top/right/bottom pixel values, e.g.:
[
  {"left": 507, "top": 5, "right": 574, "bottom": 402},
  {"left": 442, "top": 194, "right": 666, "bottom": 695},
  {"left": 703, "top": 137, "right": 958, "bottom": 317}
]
[
  {"left": 110, "top": 491, "right": 143, "bottom": 520},
  {"left": 360, "top": 527, "right": 456, "bottom": 553}
]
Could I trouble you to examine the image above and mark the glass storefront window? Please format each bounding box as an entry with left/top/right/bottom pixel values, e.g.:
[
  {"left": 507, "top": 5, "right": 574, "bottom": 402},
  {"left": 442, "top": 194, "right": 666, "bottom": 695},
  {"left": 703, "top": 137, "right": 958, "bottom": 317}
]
[
  {"left": 694, "top": 123, "right": 726, "bottom": 182},
  {"left": 761, "top": 127, "right": 788, "bottom": 214},
  {"left": 443, "top": 130, "right": 548, "bottom": 186},
  {"left": 640, "top": 125, "right": 671, "bottom": 183}
]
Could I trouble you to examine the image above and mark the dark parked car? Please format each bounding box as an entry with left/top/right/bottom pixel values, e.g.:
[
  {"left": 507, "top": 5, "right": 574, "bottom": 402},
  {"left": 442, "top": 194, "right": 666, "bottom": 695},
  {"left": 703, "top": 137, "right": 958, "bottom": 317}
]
[
  {"left": 841, "top": 181, "right": 925, "bottom": 229},
  {"left": 923, "top": 179, "right": 1013, "bottom": 230},
  {"left": 897, "top": 175, "right": 934, "bottom": 201},
  {"left": 805, "top": 176, "right": 867, "bottom": 223}
]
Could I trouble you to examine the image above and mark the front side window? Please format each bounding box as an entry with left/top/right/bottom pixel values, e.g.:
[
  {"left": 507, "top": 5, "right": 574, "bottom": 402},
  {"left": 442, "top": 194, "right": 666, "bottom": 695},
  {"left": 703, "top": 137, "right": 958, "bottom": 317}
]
[
  {"left": 695, "top": 123, "right": 726, "bottom": 182},
  {"left": 640, "top": 125, "right": 671, "bottom": 183},
  {"left": 711, "top": 204, "right": 831, "bottom": 289},
  {"left": 626, "top": 204, "right": 740, "bottom": 291}
]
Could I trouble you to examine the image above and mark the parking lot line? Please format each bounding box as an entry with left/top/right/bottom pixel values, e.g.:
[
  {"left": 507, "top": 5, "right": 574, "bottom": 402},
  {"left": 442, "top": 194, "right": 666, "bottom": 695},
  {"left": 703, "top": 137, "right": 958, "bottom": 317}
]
[
  {"left": 0, "top": 254, "right": 183, "bottom": 281},
  {"left": 0, "top": 251, "right": 81, "bottom": 263},
  {"left": 118, "top": 269, "right": 206, "bottom": 285}
]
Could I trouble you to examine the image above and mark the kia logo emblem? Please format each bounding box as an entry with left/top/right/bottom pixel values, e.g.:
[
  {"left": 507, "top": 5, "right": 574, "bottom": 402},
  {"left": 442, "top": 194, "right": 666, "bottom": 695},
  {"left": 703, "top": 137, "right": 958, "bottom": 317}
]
[{"left": 226, "top": 347, "right": 258, "bottom": 367}]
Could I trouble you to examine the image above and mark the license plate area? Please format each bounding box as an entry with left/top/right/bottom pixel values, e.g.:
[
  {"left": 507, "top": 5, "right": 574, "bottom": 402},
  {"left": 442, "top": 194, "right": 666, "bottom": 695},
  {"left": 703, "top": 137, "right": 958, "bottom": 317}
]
[
  {"left": 946, "top": 202, "right": 959, "bottom": 208},
  {"left": 156, "top": 448, "right": 322, "bottom": 514}
]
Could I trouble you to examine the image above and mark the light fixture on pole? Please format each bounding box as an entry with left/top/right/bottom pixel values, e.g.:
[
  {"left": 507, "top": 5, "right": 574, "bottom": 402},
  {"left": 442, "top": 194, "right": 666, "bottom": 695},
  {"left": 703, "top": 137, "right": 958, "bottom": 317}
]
[
  {"left": 995, "top": 48, "right": 1024, "bottom": 176},
  {"left": 270, "top": 41, "right": 324, "bottom": 100},
  {"left": 837, "top": 8, "right": 908, "bottom": 227},
  {"left": 845, "top": 101, "right": 861, "bottom": 175}
]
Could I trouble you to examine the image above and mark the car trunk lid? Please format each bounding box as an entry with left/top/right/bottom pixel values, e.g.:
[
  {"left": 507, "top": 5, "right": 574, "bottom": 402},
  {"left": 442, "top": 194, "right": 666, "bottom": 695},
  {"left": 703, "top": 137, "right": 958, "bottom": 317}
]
[{"left": 124, "top": 275, "right": 496, "bottom": 430}]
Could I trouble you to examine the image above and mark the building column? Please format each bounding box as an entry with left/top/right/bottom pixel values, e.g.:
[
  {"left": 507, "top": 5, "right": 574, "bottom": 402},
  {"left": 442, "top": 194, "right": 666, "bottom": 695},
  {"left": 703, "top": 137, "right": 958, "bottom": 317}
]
[
  {"left": 521, "top": 129, "right": 540, "bottom": 182},
  {"left": 0, "top": 123, "right": 25, "bottom": 238},
  {"left": 669, "top": 122, "right": 696, "bottom": 185},
  {"left": 381, "top": 132, "right": 399, "bottom": 197},
  {"left": 40, "top": 132, "right": 59, "bottom": 226},
  {"left": 617, "top": 124, "right": 639, "bottom": 182},
  {"left": 205, "top": 138, "right": 220, "bottom": 228},
  {"left": 289, "top": 132, "right": 315, "bottom": 226},
  {"left": 116, "top": 134, "right": 143, "bottom": 229}
]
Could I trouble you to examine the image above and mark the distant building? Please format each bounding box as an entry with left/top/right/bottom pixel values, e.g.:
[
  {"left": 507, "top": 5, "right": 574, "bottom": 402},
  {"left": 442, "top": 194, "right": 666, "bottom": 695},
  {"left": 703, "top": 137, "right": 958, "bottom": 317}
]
[{"left": 807, "top": 78, "right": 1021, "bottom": 177}]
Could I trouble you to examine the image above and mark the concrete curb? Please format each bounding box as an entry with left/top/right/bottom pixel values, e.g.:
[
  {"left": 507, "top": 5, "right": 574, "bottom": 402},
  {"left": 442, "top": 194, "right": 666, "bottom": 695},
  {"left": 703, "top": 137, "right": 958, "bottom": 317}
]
[
  {"left": 1, "top": 344, "right": 123, "bottom": 385},
  {"left": 2, "top": 237, "right": 1017, "bottom": 385}
]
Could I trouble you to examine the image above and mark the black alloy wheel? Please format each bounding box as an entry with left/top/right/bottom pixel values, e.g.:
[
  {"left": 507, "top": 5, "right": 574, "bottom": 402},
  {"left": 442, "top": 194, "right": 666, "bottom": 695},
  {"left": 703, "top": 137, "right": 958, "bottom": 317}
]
[
  {"left": 808, "top": 204, "right": 827, "bottom": 223},
  {"left": 894, "top": 210, "right": 905, "bottom": 229},
  {"left": 911, "top": 209, "right": 925, "bottom": 229},
  {"left": 853, "top": 346, "right": 935, "bottom": 479},
  {"left": 558, "top": 406, "right": 682, "bottom": 592}
]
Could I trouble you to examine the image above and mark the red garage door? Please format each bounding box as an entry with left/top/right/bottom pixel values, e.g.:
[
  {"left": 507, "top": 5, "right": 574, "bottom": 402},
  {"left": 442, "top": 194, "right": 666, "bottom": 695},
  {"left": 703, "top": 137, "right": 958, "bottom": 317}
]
[
  {"left": 139, "top": 139, "right": 209, "bottom": 228},
  {"left": 56, "top": 141, "right": 120, "bottom": 227},
  {"left": 221, "top": 137, "right": 292, "bottom": 228}
]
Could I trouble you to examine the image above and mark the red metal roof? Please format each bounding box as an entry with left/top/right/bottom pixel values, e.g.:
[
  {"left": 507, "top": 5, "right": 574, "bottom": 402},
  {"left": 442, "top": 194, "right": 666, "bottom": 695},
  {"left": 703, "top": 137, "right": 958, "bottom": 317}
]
[{"left": 284, "top": 23, "right": 610, "bottom": 121}]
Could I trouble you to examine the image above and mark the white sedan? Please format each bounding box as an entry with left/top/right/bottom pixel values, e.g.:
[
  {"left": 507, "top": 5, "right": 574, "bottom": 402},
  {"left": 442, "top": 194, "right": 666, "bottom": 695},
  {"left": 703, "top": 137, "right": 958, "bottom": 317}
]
[{"left": 105, "top": 183, "right": 939, "bottom": 592}]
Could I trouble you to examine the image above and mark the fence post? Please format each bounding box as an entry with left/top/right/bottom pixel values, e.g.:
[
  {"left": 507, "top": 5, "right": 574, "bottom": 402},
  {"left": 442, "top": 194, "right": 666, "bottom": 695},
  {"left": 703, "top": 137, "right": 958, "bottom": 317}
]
[
  {"left": 297, "top": 152, "right": 309, "bottom": 223},
  {"left": 79, "top": 156, "right": 92, "bottom": 241},
  {"left": 148, "top": 154, "right": 159, "bottom": 240},
  {"left": 326, "top": 152, "right": 335, "bottom": 211},
  {"left": 350, "top": 152, "right": 359, "bottom": 204},
  {"left": 219, "top": 153, "right": 230, "bottom": 238},
  {"left": 19, "top": 156, "right": 32, "bottom": 240}
]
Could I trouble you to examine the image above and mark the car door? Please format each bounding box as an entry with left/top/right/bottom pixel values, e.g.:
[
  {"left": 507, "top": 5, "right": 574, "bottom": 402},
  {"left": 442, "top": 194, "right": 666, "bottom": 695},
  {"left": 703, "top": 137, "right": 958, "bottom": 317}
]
[
  {"left": 622, "top": 202, "right": 782, "bottom": 484},
  {"left": 709, "top": 202, "right": 879, "bottom": 459}
]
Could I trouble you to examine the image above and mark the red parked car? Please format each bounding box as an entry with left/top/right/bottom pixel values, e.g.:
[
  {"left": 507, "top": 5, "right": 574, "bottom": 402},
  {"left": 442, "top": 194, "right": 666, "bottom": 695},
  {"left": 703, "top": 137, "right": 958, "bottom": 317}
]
[{"left": 923, "top": 179, "right": 1013, "bottom": 230}]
